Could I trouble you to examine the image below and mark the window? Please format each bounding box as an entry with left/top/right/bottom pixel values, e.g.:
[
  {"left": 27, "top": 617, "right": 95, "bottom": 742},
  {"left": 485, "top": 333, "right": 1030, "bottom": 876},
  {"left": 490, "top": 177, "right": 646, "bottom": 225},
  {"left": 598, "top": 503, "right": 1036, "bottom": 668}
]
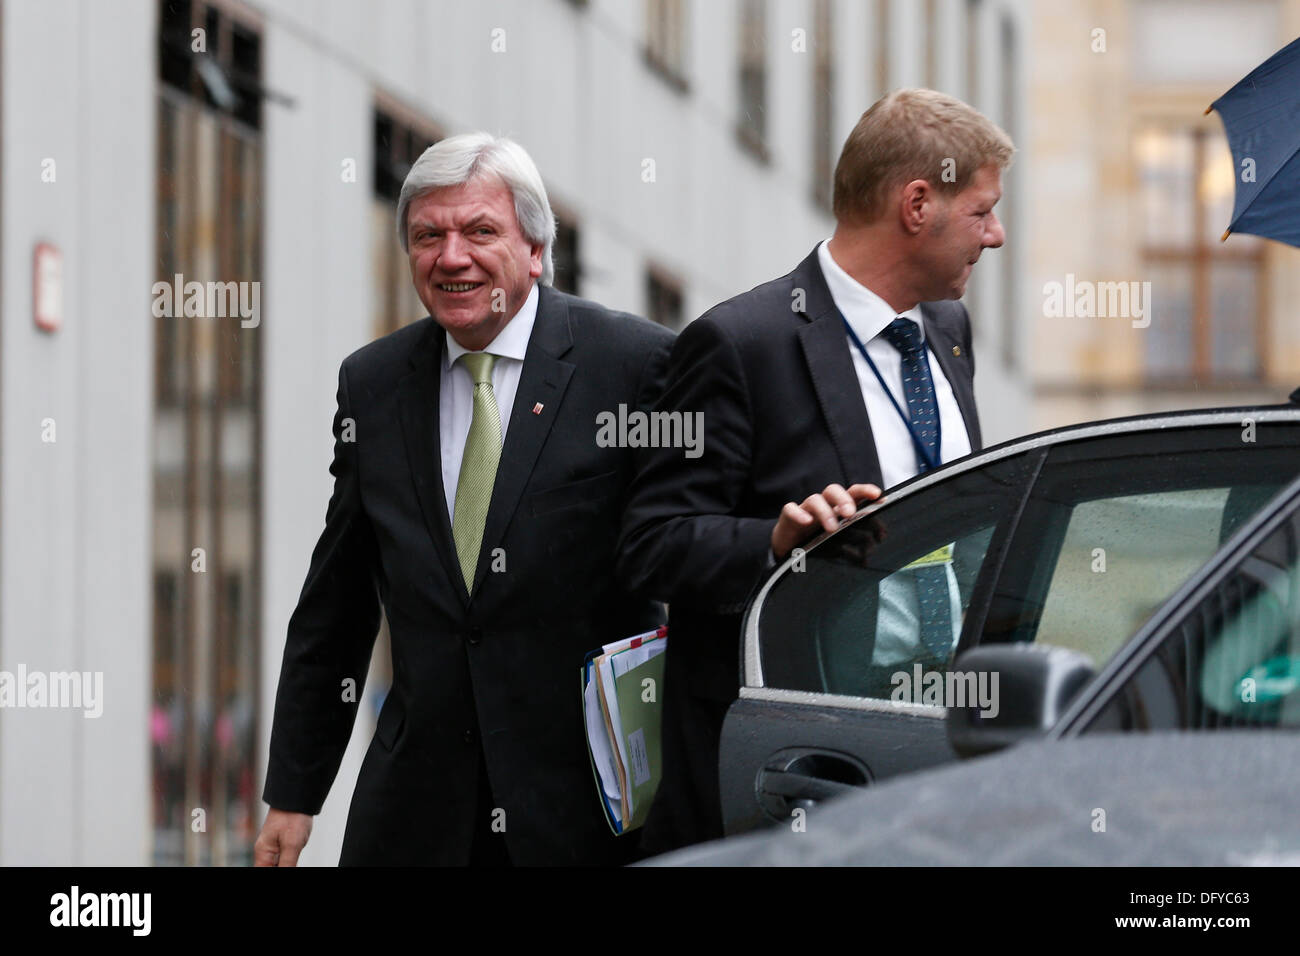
[
  {"left": 646, "top": 266, "right": 685, "bottom": 331},
  {"left": 553, "top": 214, "right": 582, "bottom": 296},
  {"left": 160, "top": 0, "right": 262, "bottom": 129},
  {"left": 758, "top": 454, "right": 1038, "bottom": 698},
  {"left": 737, "top": 0, "right": 768, "bottom": 160},
  {"left": 1136, "top": 125, "right": 1266, "bottom": 382},
  {"left": 371, "top": 105, "right": 440, "bottom": 339},
  {"left": 1085, "top": 488, "right": 1300, "bottom": 732},
  {"left": 986, "top": 426, "right": 1299, "bottom": 668},
  {"left": 1033, "top": 488, "right": 1248, "bottom": 662},
  {"left": 811, "top": 0, "right": 834, "bottom": 209},
  {"left": 645, "top": 0, "right": 689, "bottom": 91},
  {"left": 153, "top": 0, "right": 263, "bottom": 866}
]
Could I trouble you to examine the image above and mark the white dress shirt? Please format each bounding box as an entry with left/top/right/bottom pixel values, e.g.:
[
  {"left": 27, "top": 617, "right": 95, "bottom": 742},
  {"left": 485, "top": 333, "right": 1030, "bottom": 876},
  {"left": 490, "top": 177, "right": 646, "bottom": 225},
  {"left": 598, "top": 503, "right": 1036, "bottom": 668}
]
[
  {"left": 817, "top": 239, "right": 971, "bottom": 488},
  {"left": 817, "top": 240, "right": 970, "bottom": 671},
  {"left": 439, "top": 282, "right": 539, "bottom": 522}
]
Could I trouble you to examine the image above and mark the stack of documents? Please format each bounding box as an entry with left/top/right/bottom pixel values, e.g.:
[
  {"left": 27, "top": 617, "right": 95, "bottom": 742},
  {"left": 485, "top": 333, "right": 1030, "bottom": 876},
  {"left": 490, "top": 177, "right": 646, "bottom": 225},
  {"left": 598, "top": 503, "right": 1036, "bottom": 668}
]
[{"left": 581, "top": 626, "right": 668, "bottom": 834}]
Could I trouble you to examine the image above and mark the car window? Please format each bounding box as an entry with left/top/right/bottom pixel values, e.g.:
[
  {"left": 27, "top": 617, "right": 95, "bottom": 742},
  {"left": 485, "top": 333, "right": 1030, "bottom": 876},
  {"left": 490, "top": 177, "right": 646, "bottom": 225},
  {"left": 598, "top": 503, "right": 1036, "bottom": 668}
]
[
  {"left": 754, "top": 420, "right": 1300, "bottom": 705},
  {"left": 983, "top": 425, "right": 1299, "bottom": 669},
  {"left": 1084, "top": 496, "right": 1300, "bottom": 732},
  {"left": 1032, "top": 488, "right": 1236, "bottom": 663},
  {"left": 756, "top": 454, "right": 1037, "bottom": 699}
]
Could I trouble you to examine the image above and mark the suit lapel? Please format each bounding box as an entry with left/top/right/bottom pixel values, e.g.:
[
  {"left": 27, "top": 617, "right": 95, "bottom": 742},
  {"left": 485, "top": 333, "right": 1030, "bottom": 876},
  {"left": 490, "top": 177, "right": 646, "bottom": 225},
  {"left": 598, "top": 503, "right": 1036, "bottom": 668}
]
[
  {"left": 397, "top": 321, "right": 470, "bottom": 606},
  {"left": 471, "top": 286, "right": 575, "bottom": 596},
  {"left": 920, "top": 305, "right": 982, "bottom": 451},
  {"left": 792, "top": 248, "right": 883, "bottom": 486}
]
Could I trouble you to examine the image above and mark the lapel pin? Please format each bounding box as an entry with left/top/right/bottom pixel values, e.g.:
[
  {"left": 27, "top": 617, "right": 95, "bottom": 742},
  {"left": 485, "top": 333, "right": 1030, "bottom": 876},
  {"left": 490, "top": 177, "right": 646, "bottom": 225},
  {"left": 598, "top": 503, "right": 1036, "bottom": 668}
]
[
  {"left": 952, "top": 346, "right": 961, "bottom": 357},
  {"left": 532, "top": 402, "right": 544, "bottom": 415}
]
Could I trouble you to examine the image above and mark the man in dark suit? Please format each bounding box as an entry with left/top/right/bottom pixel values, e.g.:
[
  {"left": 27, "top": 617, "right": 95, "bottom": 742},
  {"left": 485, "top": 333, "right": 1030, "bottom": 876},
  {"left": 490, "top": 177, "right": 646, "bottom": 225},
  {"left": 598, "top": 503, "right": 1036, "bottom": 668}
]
[
  {"left": 254, "top": 133, "right": 674, "bottom": 866},
  {"left": 618, "top": 89, "right": 1014, "bottom": 855}
]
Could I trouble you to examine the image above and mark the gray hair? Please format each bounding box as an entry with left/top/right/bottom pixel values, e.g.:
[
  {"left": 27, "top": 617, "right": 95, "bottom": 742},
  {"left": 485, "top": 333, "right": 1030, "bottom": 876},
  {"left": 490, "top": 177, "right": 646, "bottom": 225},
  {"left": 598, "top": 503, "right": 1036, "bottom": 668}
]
[{"left": 396, "top": 132, "right": 556, "bottom": 286}]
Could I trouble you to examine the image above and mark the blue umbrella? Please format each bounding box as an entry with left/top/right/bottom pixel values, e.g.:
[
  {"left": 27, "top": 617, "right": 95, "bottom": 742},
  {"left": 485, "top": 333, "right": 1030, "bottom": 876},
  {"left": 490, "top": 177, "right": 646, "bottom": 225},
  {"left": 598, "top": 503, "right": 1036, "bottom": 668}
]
[{"left": 1207, "top": 36, "right": 1300, "bottom": 248}]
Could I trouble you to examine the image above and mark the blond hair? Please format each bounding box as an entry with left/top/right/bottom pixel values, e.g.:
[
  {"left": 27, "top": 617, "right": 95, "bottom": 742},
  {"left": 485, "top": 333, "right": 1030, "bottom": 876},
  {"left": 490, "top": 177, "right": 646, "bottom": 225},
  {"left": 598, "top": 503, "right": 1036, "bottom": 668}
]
[{"left": 832, "top": 88, "right": 1015, "bottom": 224}]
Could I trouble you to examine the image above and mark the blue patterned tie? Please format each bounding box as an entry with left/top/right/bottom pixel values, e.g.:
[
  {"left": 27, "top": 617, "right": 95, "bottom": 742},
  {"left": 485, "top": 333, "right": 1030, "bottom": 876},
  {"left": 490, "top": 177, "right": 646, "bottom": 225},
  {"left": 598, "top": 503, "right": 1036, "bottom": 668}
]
[
  {"left": 881, "top": 318, "right": 952, "bottom": 658},
  {"left": 880, "top": 318, "right": 939, "bottom": 472}
]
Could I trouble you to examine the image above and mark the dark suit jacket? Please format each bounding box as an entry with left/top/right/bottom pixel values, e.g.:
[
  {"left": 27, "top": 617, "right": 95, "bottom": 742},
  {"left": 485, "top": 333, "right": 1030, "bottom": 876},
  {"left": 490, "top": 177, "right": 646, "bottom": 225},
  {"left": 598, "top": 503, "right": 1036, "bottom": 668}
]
[
  {"left": 263, "top": 284, "right": 675, "bottom": 865},
  {"left": 617, "top": 246, "right": 982, "bottom": 854}
]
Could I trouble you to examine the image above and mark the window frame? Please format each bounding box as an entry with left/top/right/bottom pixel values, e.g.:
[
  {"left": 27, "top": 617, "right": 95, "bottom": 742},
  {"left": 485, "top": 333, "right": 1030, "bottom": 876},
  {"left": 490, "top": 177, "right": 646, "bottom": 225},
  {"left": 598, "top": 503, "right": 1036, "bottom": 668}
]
[
  {"left": 646, "top": 263, "right": 686, "bottom": 332},
  {"left": 645, "top": 0, "right": 690, "bottom": 93},
  {"left": 736, "top": 0, "right": 769, "bottom": 162},
  {"left": 370, "top": 99, "right": 441, "bottom": 339},
  {"left": 153, "top": 0, "right": 266, "bottom": 868},
  {"left": 755, "top": 449, "right": 1043, "bottom": 703},
  {"left": 811, "top": 0, "right": 834, "bottom": 210},
  {"left": 1135, "top": 122, "right": 1269, "bottom": 384}
]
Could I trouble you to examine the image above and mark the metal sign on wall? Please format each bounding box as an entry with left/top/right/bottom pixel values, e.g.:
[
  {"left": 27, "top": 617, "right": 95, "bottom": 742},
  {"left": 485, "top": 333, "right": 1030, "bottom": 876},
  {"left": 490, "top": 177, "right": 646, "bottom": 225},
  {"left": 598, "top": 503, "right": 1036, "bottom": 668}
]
[{"left": 34, "top": 242, "right": 63, "bottom": 333}]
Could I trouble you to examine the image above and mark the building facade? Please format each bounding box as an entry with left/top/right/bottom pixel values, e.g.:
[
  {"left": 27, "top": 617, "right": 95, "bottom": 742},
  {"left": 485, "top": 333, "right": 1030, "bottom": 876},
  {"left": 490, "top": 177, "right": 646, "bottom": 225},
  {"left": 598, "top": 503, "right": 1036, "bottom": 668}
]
[
  {"left": 0, "top": 0, "right": 1028, "bottom": 865},
  {"left": 1026, "top": 0, "right": 1300, "bottom": 429}
]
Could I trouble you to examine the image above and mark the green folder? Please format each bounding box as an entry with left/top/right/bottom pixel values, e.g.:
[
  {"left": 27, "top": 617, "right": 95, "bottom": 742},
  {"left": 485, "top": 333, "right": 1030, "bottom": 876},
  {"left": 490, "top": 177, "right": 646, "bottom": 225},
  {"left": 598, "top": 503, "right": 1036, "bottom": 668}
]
[
  {"left": 613, "top": 650, "right": 667, "bottom": 832},
  {"left": 580, "top": 630, "right": 668, "bottom": 835}
]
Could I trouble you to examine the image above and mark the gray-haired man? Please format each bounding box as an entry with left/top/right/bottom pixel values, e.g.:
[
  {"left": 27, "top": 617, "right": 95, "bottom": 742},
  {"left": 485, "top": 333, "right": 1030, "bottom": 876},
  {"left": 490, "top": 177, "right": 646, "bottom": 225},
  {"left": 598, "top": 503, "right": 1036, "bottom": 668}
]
[{"left": 256, "top": 133, "right": 674, "bottom": 866}]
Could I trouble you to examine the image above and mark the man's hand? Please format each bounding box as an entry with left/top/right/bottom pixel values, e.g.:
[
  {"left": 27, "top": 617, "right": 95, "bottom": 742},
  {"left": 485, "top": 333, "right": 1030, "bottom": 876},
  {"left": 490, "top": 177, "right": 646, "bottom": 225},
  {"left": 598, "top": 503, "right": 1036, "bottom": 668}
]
[
  {"left": 254, "top": 808, "right": 313, "bottom": 867},
  {"left": 771, "top": 482, "right": 882, "bottom": 560}
]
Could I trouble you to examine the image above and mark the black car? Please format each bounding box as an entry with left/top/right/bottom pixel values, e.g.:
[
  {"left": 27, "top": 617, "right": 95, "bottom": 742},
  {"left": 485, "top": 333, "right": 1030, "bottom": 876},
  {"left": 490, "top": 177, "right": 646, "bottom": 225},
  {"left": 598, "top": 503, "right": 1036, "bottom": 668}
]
[{"left": 718, "top": 398, "right": 1300, "bottom": 837}]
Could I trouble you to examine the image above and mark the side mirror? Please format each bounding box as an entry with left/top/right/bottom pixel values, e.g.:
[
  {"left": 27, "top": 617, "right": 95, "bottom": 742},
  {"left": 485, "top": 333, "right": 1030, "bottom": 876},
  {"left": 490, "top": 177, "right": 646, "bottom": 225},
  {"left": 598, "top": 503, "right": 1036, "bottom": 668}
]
[{"left": 946, "top": 643, "right": 1096, "bottom": 758}]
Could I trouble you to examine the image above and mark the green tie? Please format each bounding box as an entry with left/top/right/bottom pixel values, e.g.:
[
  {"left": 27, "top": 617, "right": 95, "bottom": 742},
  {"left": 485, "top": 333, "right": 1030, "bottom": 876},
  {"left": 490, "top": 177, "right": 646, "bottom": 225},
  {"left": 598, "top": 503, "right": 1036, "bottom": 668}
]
[{"left": 452, "top": 351, "right": 501, "bottom": 592}]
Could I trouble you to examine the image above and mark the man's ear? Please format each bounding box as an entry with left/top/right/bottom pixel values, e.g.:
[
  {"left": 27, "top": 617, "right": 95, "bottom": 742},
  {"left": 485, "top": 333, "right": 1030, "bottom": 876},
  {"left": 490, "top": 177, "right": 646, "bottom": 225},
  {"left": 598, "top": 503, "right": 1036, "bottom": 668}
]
[
  {"left": 529, "top": 242, "right": 544, "bottom": 280},
  {"left": 900, "top": 179, "right": 933, "bottom": 235}
]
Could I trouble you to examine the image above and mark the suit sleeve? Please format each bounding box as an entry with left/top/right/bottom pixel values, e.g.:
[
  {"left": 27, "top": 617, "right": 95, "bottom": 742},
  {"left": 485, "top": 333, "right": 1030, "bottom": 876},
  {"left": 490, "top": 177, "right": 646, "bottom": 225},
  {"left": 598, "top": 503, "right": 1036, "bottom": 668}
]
[
  {"left": 617, "top": 317, "right": 776, "bottom": 613},
  {"left": 262, "top": 361, "right": 383, "bottom": 815},
  {"left": 633, "top": 327, "right": 673, "bottom": 425}
]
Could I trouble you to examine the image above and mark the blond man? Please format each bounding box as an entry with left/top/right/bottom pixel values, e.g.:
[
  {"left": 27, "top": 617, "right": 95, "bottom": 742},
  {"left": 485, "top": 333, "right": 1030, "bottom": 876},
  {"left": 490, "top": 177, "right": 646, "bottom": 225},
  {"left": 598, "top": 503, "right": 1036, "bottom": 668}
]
[{"left": 618, "top": 89, "right": 1014, "bottom": 854}]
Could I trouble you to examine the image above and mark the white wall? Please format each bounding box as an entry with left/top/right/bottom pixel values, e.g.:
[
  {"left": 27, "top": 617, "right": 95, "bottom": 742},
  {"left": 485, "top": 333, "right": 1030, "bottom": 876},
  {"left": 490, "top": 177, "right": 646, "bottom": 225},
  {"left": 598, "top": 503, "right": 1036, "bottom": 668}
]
[
  {"left": 258, "top": 11, "right": 378, "bottom": 867},
  {"left": 0, "top": 0, "right": 155, "bottom": 865}
]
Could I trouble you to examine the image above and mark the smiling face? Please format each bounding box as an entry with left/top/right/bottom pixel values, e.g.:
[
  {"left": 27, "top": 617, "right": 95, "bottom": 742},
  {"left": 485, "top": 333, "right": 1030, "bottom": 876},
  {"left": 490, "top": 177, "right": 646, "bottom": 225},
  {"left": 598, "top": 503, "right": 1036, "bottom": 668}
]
[
  {"left": 405, "top": 176, "right": 543, "bottom": 350},
  {"left": 916, "top": 163, "right": 1005, "bottom": 301}
]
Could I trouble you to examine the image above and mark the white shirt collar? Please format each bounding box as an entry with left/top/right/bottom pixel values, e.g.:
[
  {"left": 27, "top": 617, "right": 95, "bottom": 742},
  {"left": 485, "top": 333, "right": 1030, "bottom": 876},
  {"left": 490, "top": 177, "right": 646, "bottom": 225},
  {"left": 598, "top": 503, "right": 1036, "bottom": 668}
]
[
  {"left": 443, "top": 282, "right": 539, "bottom": 369},
  {"left": 817, "top": 239, "right": 925, "bottom": 344}
]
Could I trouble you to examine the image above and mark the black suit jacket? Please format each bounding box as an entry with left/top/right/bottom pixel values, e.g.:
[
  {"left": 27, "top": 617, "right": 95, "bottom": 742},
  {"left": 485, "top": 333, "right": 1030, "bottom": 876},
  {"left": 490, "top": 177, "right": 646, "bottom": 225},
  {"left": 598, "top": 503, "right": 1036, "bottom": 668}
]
[
  {"left": 617, "top": 246, "right": 981, "bottom": 853},
  {"left": 263, "top": 285, "right": 675, "bottom": 865}
]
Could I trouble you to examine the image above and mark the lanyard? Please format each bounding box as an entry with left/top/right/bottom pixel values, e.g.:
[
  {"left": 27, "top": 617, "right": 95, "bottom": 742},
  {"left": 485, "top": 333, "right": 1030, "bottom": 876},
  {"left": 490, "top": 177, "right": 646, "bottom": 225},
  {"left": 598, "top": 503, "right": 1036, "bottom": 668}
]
[{"left": 841, "top": 314, "right": 942, "bottom": 473}]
